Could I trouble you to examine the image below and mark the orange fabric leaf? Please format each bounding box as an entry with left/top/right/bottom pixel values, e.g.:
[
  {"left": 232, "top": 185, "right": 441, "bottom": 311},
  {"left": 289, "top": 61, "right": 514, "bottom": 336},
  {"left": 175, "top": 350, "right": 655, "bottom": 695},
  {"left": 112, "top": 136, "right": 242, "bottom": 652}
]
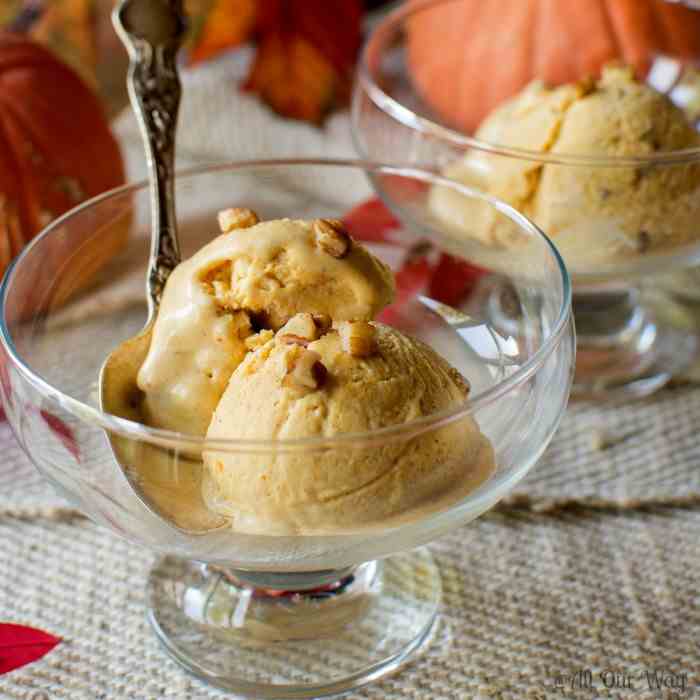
[
  {"left": 188, "top": 0, "right": 256, "bottom": 65},
  {"left": 255, "top": 0, "right": 362, "bottom": 77},
  {"left": 189, "top": 0, "right": 363, "bottom": 124},
  {"left": 244, "top": 32, "right": 337, "bottom": 124}
]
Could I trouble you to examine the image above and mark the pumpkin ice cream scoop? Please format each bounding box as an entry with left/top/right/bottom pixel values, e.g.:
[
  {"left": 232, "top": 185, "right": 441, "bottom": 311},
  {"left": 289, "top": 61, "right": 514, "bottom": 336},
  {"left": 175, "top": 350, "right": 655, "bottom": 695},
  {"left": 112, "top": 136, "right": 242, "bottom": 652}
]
[
  {"left": 137, "top": 212, "right": 395, "bottom": 435},
  {"left": 202, "top": 321, "right": 495, "bottom": 535},
  {"left": 430, "top": 65, "right": 700, "bottom": 267}
]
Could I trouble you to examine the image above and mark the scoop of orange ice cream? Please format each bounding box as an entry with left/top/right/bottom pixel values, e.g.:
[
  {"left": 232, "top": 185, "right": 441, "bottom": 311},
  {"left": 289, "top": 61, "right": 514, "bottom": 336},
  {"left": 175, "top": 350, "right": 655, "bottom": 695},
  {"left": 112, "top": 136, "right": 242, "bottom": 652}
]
[
  {"left": 202, "top": 323, "right": 494, "bottom": 535},
  {"left": 137, "top": 216, "right": 395, "bottom": 436},
  {"left": 430, "top": 65, "right": 700, "bottom": 267}
]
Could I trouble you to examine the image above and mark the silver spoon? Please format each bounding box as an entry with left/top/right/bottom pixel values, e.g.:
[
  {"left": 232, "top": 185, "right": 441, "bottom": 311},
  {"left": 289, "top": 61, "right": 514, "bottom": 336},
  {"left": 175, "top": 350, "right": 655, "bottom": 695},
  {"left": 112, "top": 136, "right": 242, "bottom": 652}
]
[{"left": 100, "top": 0, "right": 227, "bottom": 535}]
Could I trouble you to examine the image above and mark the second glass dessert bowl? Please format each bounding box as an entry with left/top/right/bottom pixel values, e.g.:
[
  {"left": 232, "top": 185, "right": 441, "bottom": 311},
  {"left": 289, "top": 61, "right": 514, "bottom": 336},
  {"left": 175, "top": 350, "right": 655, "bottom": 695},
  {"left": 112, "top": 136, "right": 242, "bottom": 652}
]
[
  {"left": 353, "top": 0, "right": 700, "bottom": 399},
  {"left": 0, "top": 160, "right": 573, "bottom": 698}
]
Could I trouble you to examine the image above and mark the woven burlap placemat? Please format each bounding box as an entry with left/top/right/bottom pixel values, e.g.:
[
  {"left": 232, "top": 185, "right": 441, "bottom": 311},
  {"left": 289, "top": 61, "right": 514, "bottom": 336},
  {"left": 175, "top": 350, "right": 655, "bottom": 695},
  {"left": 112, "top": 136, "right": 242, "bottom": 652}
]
[
  {"left": 3, "top": 52, "right": 700, "bottom": 699},
  {"left": 1, "top": 507, "right": 698, "bottom": 700}
]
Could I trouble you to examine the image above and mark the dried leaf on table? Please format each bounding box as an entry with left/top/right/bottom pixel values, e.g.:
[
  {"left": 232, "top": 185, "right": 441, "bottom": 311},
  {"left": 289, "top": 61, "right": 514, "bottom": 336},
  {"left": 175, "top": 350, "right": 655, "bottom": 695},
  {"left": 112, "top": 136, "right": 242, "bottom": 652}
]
[
  {"left": 188, "top": 0, "right": 364, "bottom": 124},
  {"left": 0, "top": 623, "right": 62, "bottom": 675}
]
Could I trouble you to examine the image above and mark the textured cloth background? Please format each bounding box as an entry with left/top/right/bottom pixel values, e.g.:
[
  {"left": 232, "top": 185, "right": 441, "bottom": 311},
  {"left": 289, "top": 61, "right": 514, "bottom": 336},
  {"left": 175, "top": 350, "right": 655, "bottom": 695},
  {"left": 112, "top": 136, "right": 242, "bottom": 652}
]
[
  {"left": 112, "top": 49, "right": 356, "bottom": 178},
  {"left": 2, "top": 53, "right": 700, "bottom": 699},
  {"left": 1, "top": 508, "right": 699, "bottom": 699}
]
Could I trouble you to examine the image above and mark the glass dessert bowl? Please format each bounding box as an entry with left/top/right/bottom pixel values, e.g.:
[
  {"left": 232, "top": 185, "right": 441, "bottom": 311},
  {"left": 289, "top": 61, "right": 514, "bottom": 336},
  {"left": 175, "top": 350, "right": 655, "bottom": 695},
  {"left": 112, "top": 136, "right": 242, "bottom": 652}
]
[
  {"left": 0, "top": 160, "right": 573, "bottom": 698},
  {"left": 353, "top": 0, "right": 700, "bottom": 399}
]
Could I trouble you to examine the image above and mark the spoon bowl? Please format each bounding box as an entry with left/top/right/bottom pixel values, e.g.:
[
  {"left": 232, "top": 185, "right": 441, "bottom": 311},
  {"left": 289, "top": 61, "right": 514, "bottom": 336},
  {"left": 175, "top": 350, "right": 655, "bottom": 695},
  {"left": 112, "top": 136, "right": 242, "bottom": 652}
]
[
  {"left": 99, "top": 323, "right": 228, "bottom": 533},
  {"left": 99, "top": 0, "right": 227, "bottom": 534}
]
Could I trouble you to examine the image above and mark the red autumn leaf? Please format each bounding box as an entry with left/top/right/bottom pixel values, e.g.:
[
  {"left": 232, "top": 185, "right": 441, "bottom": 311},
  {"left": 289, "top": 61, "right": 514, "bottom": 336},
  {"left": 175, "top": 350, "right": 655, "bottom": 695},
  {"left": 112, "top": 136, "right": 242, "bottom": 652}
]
[
  {"left": 0, "top": 355, "right": 9, "bottom": 423},
  {"left": 344, "top": 196, "right": 488, "bottom": 321},
  {"left": 394, "top": 254, "right": 433, "bottom": 303},
  {"left": 343, "top": 198, "right": 401, "bottom": 244},
  {"left": 428, "top": 254, "right": 487, "bottom": 307},
  {"left": 398, "top": 240, "right": 435, "bottom": 285},
  {"left": 189, "top": 0, "right": 363, "bottom": 124},
  {"left": 39, "top": 409, "right": 80, "bottom": 462},
  {"left": 379, "top": 252, "right": 434, "bottom": 326},
  {"left": 375, "top": 174, "right": 430, "bottom": 202},
  {"left": 0, "top": 623, "right": 61, "bottom": 675},
  {"left": 345, "top": 196, "right": 488, "bottom": 306}
]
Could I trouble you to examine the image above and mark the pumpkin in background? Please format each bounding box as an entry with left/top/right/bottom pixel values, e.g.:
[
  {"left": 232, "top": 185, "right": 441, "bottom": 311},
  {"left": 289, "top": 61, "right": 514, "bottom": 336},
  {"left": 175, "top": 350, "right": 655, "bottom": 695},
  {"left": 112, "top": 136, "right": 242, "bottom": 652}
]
[
  {"left": 407, "top": 0, "right": 700, "bottom": 133},
  {"left": 0, "top": 31, "right": 126, "bottom": 289}
]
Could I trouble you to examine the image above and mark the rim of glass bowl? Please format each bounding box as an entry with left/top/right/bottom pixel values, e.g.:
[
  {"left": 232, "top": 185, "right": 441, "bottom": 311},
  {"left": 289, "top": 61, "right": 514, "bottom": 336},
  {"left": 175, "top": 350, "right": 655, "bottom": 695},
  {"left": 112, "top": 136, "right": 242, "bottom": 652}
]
[
  {"left": 357, "top": 0, "right": 700, "bottom": 168},
  {"left": 0, "top": 158, "right": 571, "bottom": 455},
  {"left": 355, "top": 0, "right": 700, "bottom": 279}
]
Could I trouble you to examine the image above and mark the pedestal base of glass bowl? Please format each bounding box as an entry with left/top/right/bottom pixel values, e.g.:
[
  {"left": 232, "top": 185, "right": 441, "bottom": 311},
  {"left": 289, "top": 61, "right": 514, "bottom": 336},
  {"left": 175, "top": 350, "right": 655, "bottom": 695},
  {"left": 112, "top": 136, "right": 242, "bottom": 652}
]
[
  {"left": 571, "top": 287, "right": 698, "bottom": 399},
  {"left": 657, "top": 267, "right": 700, "bottom": 306},
  {"left": 486, "top": 279, "right": 696, "bottom": 400},
  {"left": 146, "top": 548, "right": 440, "bottom": 698}
]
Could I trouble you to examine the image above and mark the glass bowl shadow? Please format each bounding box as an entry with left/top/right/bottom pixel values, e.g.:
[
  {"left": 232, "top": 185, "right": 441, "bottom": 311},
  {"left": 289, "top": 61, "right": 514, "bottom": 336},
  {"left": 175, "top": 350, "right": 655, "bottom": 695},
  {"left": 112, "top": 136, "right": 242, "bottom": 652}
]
[
  {"left": 352, "top": 0, "right": 700, "bottom": 398},
  {"left": 0, "top": 159, "right": 573, "bottom": 698}
]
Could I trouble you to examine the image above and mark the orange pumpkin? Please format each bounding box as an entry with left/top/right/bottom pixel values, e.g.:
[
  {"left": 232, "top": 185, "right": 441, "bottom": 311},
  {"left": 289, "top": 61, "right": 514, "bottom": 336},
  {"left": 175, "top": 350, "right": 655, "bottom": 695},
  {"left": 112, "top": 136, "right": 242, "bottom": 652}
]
[
  {"left": 0, "top": 32, "right": 125, "bottom": 278},
  {"left": 407, "top": 0, "right": 700, "bottom": 133}
]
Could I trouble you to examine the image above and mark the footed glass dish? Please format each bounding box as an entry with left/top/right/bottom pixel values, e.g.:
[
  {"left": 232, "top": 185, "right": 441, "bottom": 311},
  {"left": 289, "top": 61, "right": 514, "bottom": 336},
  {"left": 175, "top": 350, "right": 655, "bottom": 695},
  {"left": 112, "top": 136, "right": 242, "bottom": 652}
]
[
  {"left": 353, "top": 0, "right": 700, "bottom": 399},
  {"left": 0, "top": 160, "right": 573, "bottom": 698}
]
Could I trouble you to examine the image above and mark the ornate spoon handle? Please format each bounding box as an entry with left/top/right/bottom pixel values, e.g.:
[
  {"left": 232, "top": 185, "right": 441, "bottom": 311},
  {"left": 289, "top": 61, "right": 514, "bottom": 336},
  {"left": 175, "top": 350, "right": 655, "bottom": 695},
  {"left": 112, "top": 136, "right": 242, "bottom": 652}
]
[{"left": 112, "top": 0, "right": 186, "bottom": 315}]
